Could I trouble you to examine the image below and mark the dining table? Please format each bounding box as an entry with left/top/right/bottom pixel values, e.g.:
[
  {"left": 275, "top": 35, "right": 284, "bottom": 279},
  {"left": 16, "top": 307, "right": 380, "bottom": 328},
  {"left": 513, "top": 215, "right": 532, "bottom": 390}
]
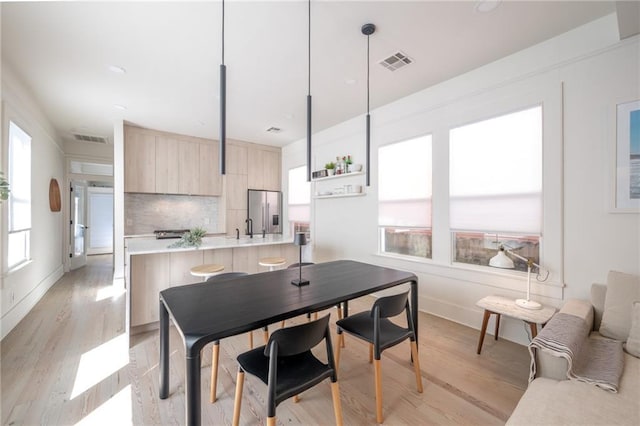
[{"left": 158, "top": 259, "right": 418, "bottom": 426}]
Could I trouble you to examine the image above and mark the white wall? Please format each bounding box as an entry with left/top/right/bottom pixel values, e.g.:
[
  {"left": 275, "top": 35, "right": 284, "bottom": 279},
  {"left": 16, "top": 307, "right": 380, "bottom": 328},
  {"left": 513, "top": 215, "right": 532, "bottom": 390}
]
[
  {"left": 282, "top": 14, "right": 640, "bottom": 345},
  {"left": 1, "top": 65, "right": 66, "bottom": 340}
]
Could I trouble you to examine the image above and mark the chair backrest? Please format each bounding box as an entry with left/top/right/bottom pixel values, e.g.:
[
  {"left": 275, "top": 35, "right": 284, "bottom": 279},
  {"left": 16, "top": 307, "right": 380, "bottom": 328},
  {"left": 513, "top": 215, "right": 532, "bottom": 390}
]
[
  {"left": 265, "top": 314, "right": 330, "bottom": 357},
  {"left": 206, "top": 272, "right": 249, "bottom": 282},
  {"left": 371, "top": 291, "right": 409, "bottom": 319},
  {"left": 287, "top": 262, "right": 315, "bottom": 269}
]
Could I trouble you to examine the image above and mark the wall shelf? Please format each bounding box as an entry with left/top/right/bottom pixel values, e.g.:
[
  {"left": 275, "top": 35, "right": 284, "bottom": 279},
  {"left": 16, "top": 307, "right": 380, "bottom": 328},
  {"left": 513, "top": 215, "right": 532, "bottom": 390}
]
[
  {"left": 311, "top": 171, "right": 364, "bottom": 182},
  {"left": 313, "top": 192, "right": 366, "bottom": 200}
]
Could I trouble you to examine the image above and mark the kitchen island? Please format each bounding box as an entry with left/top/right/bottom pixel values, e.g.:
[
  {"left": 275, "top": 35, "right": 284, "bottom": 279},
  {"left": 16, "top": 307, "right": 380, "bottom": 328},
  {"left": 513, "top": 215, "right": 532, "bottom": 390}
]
[{"left": 125, "top": 234, "right": 298, "bottom": 337}]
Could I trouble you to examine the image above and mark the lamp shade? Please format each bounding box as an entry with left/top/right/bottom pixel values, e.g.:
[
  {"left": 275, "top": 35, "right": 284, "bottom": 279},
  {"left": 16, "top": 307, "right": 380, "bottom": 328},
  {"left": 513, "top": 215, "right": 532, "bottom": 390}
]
[
  {"left": 489, "top": 248, "right": 514, "bottom": 269},
  {"left": 294, "top": 232, "right": 307, "bottom": 246}
]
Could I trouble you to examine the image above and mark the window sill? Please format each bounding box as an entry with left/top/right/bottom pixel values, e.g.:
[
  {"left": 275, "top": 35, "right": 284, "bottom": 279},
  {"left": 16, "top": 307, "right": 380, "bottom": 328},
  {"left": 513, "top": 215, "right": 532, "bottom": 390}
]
[
  {"left": 372, "top": 252, "right": 564, "bottom": 300},
  {"left": 5, "top": 259, "right": 33, "bottom": 277}
]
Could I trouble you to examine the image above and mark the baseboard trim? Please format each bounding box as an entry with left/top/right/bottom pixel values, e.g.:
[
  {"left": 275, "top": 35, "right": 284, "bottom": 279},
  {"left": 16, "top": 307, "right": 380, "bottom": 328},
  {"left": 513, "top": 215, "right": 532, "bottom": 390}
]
[{"left": 1, "top": 265, "right": 64, "bottom": 340}]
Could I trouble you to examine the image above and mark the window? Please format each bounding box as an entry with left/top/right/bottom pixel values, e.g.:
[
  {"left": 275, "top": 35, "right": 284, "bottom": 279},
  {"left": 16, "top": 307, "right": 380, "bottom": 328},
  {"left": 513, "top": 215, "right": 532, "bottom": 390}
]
[
  {"left": 288, "top": 166, "right": 310, "bottom": 236},
  {"left": 449, "top": 106, "right": 542, "bottom": 271},
  {"left": 7, "top": 121, "right": 32, "bottom": 269},
  {"left": 378, "top": 135, "right": 432, "bottom": 258}
]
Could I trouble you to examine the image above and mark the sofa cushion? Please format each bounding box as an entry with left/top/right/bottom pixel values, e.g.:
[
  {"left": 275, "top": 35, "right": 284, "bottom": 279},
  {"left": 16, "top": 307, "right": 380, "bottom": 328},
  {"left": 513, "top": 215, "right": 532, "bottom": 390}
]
[
  {"left": 599, "top": 271, "right": 640, "bottom": 341},
  {"left": 507, "top": 353, "right": 640, "bottom": 425},
  {"left": 625, "top": 301, "right": 640, "bottom": 358}
]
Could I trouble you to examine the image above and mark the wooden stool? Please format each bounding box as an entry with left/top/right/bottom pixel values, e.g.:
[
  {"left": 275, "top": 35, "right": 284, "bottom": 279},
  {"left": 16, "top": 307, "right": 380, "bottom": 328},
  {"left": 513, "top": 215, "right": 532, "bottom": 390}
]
[
  {"left": 258, "top": 257, "right": 286, "bottom": 271},
  {"left": 259, "top": 257, "right": 287, "bottom": 330},
  {"left": 190, "top": 264, "right": 224, "bottom": 281}
]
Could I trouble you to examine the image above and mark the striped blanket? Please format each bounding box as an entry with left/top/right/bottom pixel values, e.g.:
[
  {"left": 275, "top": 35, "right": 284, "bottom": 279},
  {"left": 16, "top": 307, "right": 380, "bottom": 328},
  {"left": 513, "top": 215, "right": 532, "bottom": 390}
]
[{"left": 528, "top": 313, "right": 624, "bottom": 393}]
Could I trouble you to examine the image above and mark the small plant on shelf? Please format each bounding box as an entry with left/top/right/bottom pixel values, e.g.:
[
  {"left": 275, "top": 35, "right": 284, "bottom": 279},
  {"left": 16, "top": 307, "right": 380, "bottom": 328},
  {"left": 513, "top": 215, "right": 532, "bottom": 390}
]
[
  {"left": 325, "top": 161, "right": 336, "bottom": 175},
  {"left": 168, "top": 227, "right": 207, "bottom": 248}
]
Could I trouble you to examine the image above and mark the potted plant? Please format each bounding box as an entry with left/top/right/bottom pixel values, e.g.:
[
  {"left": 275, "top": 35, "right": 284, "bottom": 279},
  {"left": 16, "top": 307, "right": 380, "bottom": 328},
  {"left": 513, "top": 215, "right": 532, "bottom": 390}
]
[
  {"left": 168, "top": 226, "right": 207, "bottom": 248},
  {"left": 0, "top": 172, "right": 10, "bottom": 201},
  {"left": 325, "top": 161, "right": 336, "bottom": 176}
]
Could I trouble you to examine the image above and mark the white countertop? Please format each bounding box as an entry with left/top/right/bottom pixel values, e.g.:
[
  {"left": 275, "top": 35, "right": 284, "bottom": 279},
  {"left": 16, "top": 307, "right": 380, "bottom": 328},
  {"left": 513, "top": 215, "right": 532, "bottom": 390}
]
[{"left": 125, "top": 234, "right": 294, "bottom": 255}]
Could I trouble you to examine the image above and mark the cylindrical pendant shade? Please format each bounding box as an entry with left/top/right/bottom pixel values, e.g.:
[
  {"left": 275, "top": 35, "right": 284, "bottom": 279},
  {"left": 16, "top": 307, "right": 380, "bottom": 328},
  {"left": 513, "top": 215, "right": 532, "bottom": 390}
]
[
  {"left": 307, "top": 95, "right": 312, "bottom": 182},
  {"left": 219, "top": 64, "right": 226, "bottom": 175}
]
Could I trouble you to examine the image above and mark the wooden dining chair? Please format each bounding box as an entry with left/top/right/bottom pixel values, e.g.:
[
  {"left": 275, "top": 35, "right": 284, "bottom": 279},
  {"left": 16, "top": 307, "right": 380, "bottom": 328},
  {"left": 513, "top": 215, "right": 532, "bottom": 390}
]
[
  {"left": 334, "top": 290, "right": 422, "bottom": 423},
  {"left": 232, "top": 314, "right": 343, "bottom": 426},
  {"left": 206, "top": 272, "right": 249, "bottom": 403}
]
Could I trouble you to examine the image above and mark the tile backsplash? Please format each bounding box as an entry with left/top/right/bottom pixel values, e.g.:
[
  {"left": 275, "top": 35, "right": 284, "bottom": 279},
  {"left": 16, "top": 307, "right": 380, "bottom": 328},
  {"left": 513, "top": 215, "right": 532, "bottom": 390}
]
[{"left": 125, "top": 193, "right": 219, "bottom": 235}]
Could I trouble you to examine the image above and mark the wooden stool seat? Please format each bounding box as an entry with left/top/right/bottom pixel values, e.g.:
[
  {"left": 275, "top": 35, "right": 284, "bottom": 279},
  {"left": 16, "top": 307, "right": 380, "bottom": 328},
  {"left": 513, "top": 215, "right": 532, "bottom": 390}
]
[
  {"left": 258, "top": 257, "right": 286, "bottom": 269},
  {"left": 190, "top": 263, "right": 225, "bottom": 278}
]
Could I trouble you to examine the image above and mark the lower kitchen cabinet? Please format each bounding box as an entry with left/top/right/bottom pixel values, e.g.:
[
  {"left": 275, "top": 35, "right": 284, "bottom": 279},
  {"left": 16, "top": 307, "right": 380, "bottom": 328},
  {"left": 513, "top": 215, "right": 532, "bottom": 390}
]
[{"left": 130, "top": 253, "right": 170, "bottom": 327}]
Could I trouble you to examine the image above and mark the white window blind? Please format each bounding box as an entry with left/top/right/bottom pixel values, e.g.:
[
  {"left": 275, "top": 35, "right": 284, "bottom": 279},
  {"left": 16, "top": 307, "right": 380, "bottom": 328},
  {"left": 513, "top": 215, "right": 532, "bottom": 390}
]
[
  {"left": 288, "top": 166, "right": 310, "bottom": 222},
  {"left": 378, "top": 135, "right": 432, "bottom": 227},
  {"left": 9, "top": 121, "right": 31, "bottom": 232},
  {"left": 449, "top": 106, "right": 542, "bottom": 234}
]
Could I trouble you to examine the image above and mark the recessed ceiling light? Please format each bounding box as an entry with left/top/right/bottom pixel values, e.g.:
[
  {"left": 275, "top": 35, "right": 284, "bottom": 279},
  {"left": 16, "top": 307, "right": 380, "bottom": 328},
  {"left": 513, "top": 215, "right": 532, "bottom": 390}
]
[
  {"left": 475, "top": 0, "right": 501, "bottom": 13},
  {"left": 113, "top": 104, "right": 127, "bottom": 110},
  {"left": 108, "top": 65, "right": 127, "bottom": 74}
]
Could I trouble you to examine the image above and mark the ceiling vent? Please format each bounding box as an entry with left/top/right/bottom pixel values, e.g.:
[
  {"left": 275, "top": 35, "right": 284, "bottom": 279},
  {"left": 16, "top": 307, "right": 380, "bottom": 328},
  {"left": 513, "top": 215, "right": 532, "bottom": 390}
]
[
  {"left": 73, "top": 133, "right": 109, "bottom": 144},
  {"left": 379, "top": 51, "right": 413, "bottom": 71},
  {"left": 265, "top": 126, "right": 282, "bottom": 133}
]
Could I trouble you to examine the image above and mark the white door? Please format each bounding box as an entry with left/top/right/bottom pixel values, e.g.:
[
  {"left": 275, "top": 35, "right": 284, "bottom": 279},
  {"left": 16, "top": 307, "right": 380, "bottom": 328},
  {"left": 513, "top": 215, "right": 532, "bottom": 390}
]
[
  {"left": 87, "top": 187, "right": 113, "bottom": 255},
  {"left": 69, "top": 180, "right": 87, "bottom": 270}
]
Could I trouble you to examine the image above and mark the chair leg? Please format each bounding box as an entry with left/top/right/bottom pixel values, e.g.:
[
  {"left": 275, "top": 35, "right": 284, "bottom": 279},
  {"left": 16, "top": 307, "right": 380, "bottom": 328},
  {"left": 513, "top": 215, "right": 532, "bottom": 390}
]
[
  {"left": 331, "top": 381, "right": 344, "bottom": 426},
  {"left": 410, "top": 341, "right": 423, "bottom": 393},
  {"left": 314, "top": 312, "right": 318, "bottom": 321},
  {"left": 281, "top": 320, "right": 286, "bottom": 328},
  {"left": 293, "top": 395, "right": 300, "bottom": 403},
  {"left": 263, "top": 326, "right": 269, "bottom": 344},
  {"left": 368, "top": 344, "right": 374, "bottom": 364},
  {"left": 210, "top": 342, "right": 220, "bottom": 403},
  {"left": 267, "top": 417, "right": 276, "bottom": 426},
  {"left": 374, "top": 359, "right": 383, "bottom": 423},
  {"left": 232, "top": 369, "right": 245, "bottom": 426},
  {"left": 335, "top": 332, "right": 342, "bottom": 372},
  {"left": 248, "top": 331, "right": 254, "bottom": 349}
]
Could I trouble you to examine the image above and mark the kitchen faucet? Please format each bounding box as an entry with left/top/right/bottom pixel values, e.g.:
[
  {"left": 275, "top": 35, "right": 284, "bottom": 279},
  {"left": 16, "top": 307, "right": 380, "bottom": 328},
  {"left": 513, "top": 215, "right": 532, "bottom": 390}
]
[
  {"left": 245, "top": 218, "right": 253, "bottom": 238},
  {"left": 235, "top": 228, "right": 240, "bottom": 240}
]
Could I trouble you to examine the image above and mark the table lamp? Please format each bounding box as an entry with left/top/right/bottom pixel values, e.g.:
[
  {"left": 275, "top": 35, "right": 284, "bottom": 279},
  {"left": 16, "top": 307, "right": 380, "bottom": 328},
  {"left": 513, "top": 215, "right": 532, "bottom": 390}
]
[
  {"left": 291, "top": 232, "right": 310, "bottom": 286},
  {"left": 489, "top": 245, "right": 548, "bottom": 310}
]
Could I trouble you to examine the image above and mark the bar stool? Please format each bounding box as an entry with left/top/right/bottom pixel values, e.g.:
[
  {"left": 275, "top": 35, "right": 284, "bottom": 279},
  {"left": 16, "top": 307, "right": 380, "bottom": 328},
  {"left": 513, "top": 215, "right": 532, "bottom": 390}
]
[
  {"left": 258, "top": 257, "right": 286, "bottom": 271},
  {"left": 190, "top": 263, "right": 224, "bottom": 281},
  {"left": 259, "top": 257, "right": 287, "bottom": 331}
]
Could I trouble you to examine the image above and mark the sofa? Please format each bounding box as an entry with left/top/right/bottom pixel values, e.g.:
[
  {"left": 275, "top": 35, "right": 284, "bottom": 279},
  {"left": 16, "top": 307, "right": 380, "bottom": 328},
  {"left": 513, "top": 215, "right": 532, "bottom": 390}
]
[{"left": 507, "top": 271, "right": 640, "bottom": 425}]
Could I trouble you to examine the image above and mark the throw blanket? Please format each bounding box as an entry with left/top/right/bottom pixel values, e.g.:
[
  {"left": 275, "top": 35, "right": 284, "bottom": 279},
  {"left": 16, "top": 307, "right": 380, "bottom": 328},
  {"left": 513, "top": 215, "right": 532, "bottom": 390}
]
[{"left": 529, "top": 313, "right": 624, "bottom": 393}]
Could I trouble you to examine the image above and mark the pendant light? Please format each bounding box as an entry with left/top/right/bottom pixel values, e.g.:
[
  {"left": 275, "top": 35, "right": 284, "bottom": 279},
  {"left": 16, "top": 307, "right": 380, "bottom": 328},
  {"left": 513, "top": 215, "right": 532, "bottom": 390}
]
[
  {"left": 219, "top": 0, "right": 227, "bottom": 175},
  {"left": 361, "top": 23, "right": 375, "bottom": 186},
  {"left": 306, "top": 0, "right": 312, "bottom": 182}
]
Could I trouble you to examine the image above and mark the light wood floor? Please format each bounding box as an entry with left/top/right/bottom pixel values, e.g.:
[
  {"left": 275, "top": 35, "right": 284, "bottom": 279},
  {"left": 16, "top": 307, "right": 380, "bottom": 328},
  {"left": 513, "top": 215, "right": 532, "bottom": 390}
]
[{"left": 1, "top": 255, "right": 530, "bottom": 425}]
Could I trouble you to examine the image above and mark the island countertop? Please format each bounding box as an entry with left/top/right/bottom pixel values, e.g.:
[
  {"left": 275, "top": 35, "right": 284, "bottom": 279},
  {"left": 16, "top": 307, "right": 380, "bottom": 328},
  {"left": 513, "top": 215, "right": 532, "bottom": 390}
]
[{"left": 125, "top": 234, "right": 294, "bottom": 256}]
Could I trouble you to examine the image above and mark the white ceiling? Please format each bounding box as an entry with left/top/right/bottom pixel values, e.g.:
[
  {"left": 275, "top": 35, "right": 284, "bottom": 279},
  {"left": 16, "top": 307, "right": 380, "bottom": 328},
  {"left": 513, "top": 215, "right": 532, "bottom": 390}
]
[{"left": 2, "top": 1, "right": 617, "bottom": 148}]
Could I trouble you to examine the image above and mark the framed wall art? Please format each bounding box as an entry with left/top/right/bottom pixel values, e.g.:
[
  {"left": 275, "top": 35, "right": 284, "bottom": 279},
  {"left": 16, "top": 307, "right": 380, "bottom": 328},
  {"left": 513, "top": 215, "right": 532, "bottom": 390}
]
[{"left": 615, "top": 99, "right": 640, "bottom": 211}]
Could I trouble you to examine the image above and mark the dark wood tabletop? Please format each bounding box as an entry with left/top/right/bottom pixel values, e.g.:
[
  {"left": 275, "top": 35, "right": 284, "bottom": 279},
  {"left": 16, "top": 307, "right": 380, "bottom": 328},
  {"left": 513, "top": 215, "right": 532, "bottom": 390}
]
[{"left": 159, "top": 259, "right": 418, "bottom": 426}]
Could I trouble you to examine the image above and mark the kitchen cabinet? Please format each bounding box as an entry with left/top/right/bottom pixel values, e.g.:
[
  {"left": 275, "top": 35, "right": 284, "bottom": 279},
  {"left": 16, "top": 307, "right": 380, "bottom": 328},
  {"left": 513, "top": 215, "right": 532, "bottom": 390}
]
[
  {"left": 124, "top": 128, "right": 156, "bottom": 193},
  {"left": 248, "top": 147, "right": 281, "bottom": 191},
  {"left": 130, "top": 253, "right": 170, "bottom": 326},
  {"left": 124, "top": 125, "right": 222, "bottom": 196}
]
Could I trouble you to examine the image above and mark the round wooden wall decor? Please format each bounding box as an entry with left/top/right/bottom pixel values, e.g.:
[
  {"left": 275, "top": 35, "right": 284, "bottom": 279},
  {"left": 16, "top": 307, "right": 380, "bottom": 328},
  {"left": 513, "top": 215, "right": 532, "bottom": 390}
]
[{"left": 49, "top": 178, "right": 61, "bottom": 212}]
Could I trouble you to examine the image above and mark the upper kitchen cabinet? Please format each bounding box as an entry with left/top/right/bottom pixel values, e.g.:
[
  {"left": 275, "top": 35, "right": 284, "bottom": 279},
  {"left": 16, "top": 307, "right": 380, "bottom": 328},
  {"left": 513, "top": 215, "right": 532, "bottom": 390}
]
[
  {"left": 248, "top": 146, "right": 281, "bottom": 191},
  {"left": 124, "top": 127, "right": 156, "bottom": 193},
  {"left": 124, "top": 125, "right": 222, "bottom": 196}
]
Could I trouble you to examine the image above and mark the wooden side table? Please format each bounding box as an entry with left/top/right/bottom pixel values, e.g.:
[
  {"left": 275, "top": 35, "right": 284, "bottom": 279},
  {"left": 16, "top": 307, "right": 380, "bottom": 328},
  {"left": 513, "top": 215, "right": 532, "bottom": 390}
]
[{"left": 475, "top": 295, "right": 556, "bottom": 354}]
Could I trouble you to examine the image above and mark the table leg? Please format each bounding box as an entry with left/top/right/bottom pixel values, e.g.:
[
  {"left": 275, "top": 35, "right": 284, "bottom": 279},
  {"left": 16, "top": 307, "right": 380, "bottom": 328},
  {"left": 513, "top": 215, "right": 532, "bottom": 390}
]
[
  {"left": 528, "top": 322, "right": 538, "bottom": 339},
  {"left": 494, "top": 313, "right": 501, "bottom": 341},
  {"left": 477, "top": 310, "right": 491, "bottom": 355},
  {"left": 160, "top": 300, "right": 169, "bottom": 399},
  {"left": 185, "top": 352, "right": 202, "bottom": 426}
]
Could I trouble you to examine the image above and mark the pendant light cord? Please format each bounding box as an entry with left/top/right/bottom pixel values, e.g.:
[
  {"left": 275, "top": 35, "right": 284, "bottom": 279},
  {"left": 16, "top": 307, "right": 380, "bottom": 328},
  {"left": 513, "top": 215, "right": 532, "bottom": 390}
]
[
  {"left": 367, "top": 34, "right": 370, "bottom": 114},
  {"left": 308, "top": 0, "right": 311, "bottom": 96},
  {"left": 221, "top": 0, "right": 225, "bottom": 65}
]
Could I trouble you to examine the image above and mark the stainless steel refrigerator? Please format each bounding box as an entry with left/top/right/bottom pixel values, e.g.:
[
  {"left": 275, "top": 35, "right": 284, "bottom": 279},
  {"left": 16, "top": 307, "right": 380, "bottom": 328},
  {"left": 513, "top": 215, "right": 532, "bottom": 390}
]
[{"left": 247, "top": 189, "right": 282, "bottom": 235}]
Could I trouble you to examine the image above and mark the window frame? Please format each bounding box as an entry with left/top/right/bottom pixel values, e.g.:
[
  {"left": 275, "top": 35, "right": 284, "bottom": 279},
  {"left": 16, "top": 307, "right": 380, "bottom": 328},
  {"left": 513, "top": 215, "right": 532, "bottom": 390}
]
[
  {"left": 287, "top": 165, "right": 311, "bottom": 237},
  {"left": 7, "top": 120, "right": 32, "bottom": 270}
]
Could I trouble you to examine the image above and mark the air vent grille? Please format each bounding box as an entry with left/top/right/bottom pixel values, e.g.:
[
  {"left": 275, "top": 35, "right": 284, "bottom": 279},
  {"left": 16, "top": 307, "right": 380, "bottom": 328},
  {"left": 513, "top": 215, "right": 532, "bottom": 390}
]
[
  {"left": 265, "top": 127, "right": 282, "bottom": 133},
  {"left": 73, "top": 133, "right": 109, "bottom": 144},
  {"left": 379, "top": 51, "right": 413, "bottom": 71}
]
